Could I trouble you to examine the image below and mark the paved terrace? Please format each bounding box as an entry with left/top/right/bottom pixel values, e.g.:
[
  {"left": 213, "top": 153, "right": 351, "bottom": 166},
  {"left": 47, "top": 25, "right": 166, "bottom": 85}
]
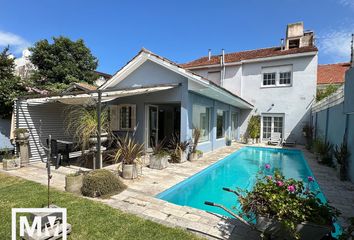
[{"left": 1, "top": 143, "right": 354, "bottom": 239}]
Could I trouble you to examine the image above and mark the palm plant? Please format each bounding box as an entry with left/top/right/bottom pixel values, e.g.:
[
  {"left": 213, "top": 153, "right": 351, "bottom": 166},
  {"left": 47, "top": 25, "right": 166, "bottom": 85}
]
[
  {"left": 168, "top": 133, "right": 189, "bottom": 163},
  {"left": 64, "top": 105, "right": 110, "bottom": 151},
  {"left": 114, "top": 134, "right": 144, "bottom": 165}
]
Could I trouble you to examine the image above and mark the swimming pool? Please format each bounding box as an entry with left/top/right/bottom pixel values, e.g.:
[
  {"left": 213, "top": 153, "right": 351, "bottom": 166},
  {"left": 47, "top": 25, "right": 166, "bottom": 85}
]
[{"left": 157, "top": 147, "right": 326, "bottom": 217}]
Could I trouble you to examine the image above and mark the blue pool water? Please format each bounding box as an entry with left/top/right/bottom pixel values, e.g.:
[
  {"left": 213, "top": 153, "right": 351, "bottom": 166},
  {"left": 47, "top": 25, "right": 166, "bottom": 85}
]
[{"left": 157, "top": 147, "right": 340, "bottom": 235}]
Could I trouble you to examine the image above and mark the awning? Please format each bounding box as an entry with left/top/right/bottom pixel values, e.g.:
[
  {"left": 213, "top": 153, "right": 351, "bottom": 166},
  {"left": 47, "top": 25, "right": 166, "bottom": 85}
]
[{"left": 26, "top": 84, "right": 178, "bottom": 106}]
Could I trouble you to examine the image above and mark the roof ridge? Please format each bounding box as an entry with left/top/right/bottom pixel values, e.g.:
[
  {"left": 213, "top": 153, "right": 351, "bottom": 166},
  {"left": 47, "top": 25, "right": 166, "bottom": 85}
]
[{"left": 318, "top": 62, "right": 350, "bottom": 66}]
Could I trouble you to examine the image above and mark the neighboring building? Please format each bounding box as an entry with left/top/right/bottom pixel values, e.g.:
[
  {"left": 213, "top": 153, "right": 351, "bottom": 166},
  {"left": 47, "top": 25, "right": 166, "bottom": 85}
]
[
  {"left": 317, "top": 62, "right": 350, "bottom": 90},
  {"left": 182, "top": 22, "right": 318, "bottom": 143}
]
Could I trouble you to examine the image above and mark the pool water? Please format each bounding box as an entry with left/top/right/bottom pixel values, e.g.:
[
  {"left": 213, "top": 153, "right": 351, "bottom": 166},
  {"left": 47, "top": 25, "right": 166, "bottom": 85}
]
[{"left": 157, "top": 147, "right": 340, "bottom": 235}]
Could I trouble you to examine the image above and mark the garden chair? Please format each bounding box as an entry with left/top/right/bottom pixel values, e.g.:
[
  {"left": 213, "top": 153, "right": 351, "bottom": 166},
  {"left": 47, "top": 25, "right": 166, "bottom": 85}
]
[{"left": 268, "top": 132, "right": 281, "bottom": 146}]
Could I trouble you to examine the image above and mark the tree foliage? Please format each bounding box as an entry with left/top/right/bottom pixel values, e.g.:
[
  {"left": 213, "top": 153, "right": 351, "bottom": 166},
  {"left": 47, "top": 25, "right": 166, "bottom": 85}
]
[
  {"left": 29, "top": 36, "right": 98, "bottom": 91},
  {"left": 0, "top": 47, "right": 26, "bottom": 118},
  {"left": 247, "top": 115, "right": 260, "bottom": 138}
]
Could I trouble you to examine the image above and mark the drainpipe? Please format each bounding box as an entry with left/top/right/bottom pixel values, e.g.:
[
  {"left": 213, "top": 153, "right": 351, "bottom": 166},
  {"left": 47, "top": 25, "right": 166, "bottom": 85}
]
[
  {"left": 220, "top": 49, "right": 225, "bottom": 86},
  {"left": 208, "top": 49, "right": 211, "bottom": 61}
]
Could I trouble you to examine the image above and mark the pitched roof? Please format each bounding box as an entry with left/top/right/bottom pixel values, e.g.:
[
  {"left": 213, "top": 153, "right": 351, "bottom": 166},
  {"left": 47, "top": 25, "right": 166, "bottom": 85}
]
[
  {"left": 181, "top": 46, "right": 318, "bottom": 68},
  {"left": 94, "top": 70, "right": 112, "bottom": 79},
  {"left": 317, "top": 63, "right": 350, "bottom": 85}
]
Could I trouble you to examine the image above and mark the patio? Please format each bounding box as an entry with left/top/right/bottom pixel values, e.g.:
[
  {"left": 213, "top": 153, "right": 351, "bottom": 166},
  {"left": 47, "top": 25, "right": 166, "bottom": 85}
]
[{"left": 1, "top": 143, "right": 354, "bottom": 239}]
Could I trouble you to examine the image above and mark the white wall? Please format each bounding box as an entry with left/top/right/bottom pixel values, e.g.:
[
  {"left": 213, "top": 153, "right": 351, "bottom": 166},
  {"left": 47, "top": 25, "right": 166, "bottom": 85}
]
[{"left": 189, "top": 54, "right": 318, "bottom": 144}]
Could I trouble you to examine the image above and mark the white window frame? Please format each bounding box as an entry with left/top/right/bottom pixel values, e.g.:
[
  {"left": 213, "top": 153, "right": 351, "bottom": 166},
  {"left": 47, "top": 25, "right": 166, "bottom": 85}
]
[
  {"left": 110, "top": 104, "right": 136, "bottom": 131},
  {"left": 261, "top": 65, "right": 293, "bottom": 88},
  {"left": 260, "top": 114, "right": 285, "bottom": 141}
]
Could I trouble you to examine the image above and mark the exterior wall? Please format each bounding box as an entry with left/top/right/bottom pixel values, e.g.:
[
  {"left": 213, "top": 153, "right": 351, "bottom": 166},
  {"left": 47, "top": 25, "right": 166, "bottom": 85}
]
[
  {"left": 188, "top": 92, "right": 241, "bottom": 153},
  {"left": 241, "top": 55, "right": 317, "bottom": 144},
  {"left": 189, "top": 55, "right": 317, "bottom": 144},
  {"left": 344, "top": 68, "right": 354, "bottom": 114},
  {"left": 15, "top": 101, "right": 71, "bottom": 162},
  {"left": 0, "top": 117, "right": 13, "bottom": 150}
]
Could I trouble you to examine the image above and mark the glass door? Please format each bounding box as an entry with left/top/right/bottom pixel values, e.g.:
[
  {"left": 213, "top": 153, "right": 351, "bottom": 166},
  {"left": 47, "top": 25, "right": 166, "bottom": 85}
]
[
  {"left": 262, "top": 115, "right": 284, "bottom": 141},
  {"left": 231, "top": 112, "right": 238, "bottom": 140},
  {"left": 146, "top": 105, "right": 158, "bottom": 150}
]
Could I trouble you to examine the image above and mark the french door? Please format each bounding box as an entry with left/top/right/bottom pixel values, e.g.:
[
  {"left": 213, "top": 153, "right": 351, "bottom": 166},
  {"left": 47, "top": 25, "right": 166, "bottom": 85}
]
[
  {"left": 262, "top": 114, "right": 284, "bottom": 140},
  {"left": 146, "top": 105, "right": 158, "bottom": 150}
]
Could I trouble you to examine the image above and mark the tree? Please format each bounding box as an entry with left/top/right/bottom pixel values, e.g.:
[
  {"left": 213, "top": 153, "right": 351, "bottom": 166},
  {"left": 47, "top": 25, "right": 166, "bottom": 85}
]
[
  {"left": 29, "top": 36, "right": 98, "bottom": 91},
  {"left": 0, "top": 47, "right": 26, "bottom": 117}
]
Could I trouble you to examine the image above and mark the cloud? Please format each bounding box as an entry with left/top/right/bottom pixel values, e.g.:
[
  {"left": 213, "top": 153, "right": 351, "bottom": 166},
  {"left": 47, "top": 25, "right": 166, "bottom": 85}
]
[
  {"left": 339, "top": 0, "right": 354, "bottom": 9},
  {"left": 0, "top": 31, "right": 30, "bottom": 55},
  {"left": 318, "top": 27, "right": 353, "bottom": 62}
]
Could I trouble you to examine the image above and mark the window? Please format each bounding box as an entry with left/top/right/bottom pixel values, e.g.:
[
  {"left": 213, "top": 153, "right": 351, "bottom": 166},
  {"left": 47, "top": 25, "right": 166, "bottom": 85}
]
[
  {"left": 262, "top": 115, "right": 284, "bottom": 140},
  {"left": 216, "top": 110, "right": 227, "bottom": 139},
  {"left": 110, "top": 104, "right": 136, "bottom": 131},
  {"left": 288, "top": 39, "right": 300, "bottom": 49},
  {"left": 263, "top": 73, "right": 276, "bottom": 86},
  {"left": 192, "top": 105, "right": 210, "bottom": 142},
  {"left": 279, "top": 72, "right": 291, "bottom": 85}
]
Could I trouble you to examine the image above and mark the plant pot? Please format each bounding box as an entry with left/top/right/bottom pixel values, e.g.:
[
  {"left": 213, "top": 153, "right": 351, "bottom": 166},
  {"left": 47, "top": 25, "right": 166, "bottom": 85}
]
[
  {"left": 65, "top": 174, "right": 84, "bottom": 194},
  {"left": 2, "top": 158, "right": 20, "bottom": 171},
  {"left": 226, "top": 140, "right": 232, "bottom": 146},
  {"left": 122, "top": 164, "right": 138, "bottom": 179},
  {"left": 149, "top": 155, "right": 169, "bottom": 170},
  {"left": 247, "top": 138, "right": 253, "bottom": 144},
  {"left": 189, "top": 152, "right": 198, "bottom": 162},
  {"left": 256, "top": 216, "right": 332, "bottom": 239},
  {"left": 16, "top": 132, "right": 29, "bottom": 140},
  {"left": 179, "top": 150, "right": 187, "bottom": 163}
]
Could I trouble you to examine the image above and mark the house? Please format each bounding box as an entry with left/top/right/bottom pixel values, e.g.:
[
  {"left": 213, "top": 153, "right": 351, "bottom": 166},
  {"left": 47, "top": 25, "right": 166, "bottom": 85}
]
[
  {"left": 14, "top": 22, "right": 318, "bottom": 164},
  {"left": 317, "top": 62, "right": 350, "bottom": 90},
  {"left": 182, "top": 22, "right": 318, "bottom": 143}
]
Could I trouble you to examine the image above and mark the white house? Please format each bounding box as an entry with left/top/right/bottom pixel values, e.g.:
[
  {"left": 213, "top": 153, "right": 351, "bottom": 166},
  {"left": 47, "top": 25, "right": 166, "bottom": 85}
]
[{"left": 182, "top": 22, "right": 318, "bottom": 143}]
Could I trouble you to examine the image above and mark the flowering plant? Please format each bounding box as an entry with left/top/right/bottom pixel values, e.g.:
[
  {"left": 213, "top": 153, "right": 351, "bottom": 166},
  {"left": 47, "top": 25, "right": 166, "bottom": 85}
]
[{"left": 237, "top": 165, "right": 339, "bottom": 238}]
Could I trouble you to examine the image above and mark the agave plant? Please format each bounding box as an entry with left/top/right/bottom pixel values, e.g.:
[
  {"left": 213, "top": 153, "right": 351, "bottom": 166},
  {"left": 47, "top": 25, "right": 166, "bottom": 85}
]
[
  {"left": 64, "top": 105, "right": 110, "bottom": 151},
  {"left": 114, "top": 134, "right": 144, "bottom": 165}
]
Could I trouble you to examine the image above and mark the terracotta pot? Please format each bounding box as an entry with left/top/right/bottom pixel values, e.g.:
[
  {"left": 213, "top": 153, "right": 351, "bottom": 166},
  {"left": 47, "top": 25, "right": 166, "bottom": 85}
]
[
  {"left": 149, "top": 155, "right": 169, "bottom": 170},
  {"left": 122, "top": 164, "right": 138, "bottom": 179}
]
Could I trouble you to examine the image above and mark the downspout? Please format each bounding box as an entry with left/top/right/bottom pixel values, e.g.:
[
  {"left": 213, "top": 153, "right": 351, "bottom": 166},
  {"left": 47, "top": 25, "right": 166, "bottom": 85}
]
[{"left": 221, "top": 49, "right": 225, "bottom": 86}]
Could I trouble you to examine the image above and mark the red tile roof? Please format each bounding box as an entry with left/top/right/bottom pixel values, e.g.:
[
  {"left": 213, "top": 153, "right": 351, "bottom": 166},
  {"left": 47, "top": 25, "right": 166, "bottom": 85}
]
[
  {"left": 317, "top": 63, "right": 350, "bottom": 85},
  {"left": 181, "top": 46, "right": 318, "bottom": 68}
]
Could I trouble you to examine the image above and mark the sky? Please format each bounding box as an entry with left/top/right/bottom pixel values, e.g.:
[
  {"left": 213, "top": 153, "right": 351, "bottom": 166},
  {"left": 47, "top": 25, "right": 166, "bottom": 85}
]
[{"left": 1, "top": 0, "right": 353, "bottom": 74}]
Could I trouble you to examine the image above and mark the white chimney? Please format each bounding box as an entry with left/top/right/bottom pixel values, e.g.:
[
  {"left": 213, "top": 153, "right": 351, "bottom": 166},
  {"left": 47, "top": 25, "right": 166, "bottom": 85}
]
[{"left": 208, "top": 49, "right": 211, "bottom": 61}]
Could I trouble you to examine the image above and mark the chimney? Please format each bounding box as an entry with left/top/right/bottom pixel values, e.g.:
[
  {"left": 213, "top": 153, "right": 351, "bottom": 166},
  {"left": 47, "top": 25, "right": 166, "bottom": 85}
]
[
  {"left": 280, "top": 38, "right": 284, "bottom": 50},
  {"left": 222, "top": 49, "right": 225, "bottom": 64},
  {"left": 208, "top": 49, "right": 211, "bottom": 61}
]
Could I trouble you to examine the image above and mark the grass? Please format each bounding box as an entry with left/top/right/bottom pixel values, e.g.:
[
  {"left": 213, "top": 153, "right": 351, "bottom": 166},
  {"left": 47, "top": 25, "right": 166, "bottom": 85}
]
[{"left": 0, "top": 172, "right": 200, "bottom": 240}]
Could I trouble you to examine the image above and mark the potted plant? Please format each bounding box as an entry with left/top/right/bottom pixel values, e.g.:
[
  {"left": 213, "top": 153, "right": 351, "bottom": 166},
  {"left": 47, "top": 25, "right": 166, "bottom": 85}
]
[
  {"left": 149, "top": 139, "right": 169, "bottom": 170},
  {"left": 334, "top": 143, "right": 350, "bottom": 181},
  {"left": 65, "top": 106, "right": 110, "bottom": 151},
  {"left": 225, "top": 137, "right": 232, "bottom": 146},
  {"left": 14, "top": 128, "right": 29, "bottom": 140},
  {"left": 189, "top": 128, "right": 201, "bottom": 161},
  {"left": 114, "top": 134, "right": 144, "bottom": 179},
  {"left": 2, "top": 149, "right": 20, "bottom": 171},
  {"left": 65, "top": 170, "right": 86, "bottom": 194},
  {"left": 246, "top": 116, "right": 260, "bottom": 144},
  {"left": 168, "top": 133, "right": 189, "bottom": 163},
  {"left": 238, "top": 167, "right": 339, "bottom": 239}
]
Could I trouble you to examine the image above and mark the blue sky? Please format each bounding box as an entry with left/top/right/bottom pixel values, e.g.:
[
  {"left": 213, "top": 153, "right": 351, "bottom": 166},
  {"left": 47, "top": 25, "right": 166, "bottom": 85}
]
[{"left": 1, "top": 0, "right": 353, "bottom": 74}]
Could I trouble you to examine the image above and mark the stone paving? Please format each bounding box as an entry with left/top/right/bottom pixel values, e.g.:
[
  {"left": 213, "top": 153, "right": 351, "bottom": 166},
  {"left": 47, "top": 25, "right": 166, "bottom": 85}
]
[{"left": 1, "top": 143, "right": 354, "bottom": 239}]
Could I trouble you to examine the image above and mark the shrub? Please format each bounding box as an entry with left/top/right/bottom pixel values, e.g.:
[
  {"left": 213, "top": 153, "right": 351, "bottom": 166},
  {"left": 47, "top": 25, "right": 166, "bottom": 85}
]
[
  {"left": 334, "top": 143, "right": 350, "bottom": 181},
  {"left": 246, "top": 115, "right": 260, "bottom": 139},
  {"left": 81, "top": 169, "right": 126, "bottom": 197},
  {"left": 316, "top": 84, "right": 339, "bottom": 102}
]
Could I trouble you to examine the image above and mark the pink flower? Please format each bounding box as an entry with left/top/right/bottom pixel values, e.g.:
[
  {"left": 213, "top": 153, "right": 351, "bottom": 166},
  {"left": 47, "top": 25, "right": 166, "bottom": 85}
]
[
  {"left": 307, "top": 176, "right": 314, "bottom": 182},
  {"left": 287, "top": 185, "right": 296, "bottom": 192},
  {"left": 267, "top": 175, "right": 272, "bottom": 180},
  {"left": 276, "top": 181, "right": 284, "bottom": 187},
  {"left": 265, "top": 164, "right": 271, "bottom": 169}
]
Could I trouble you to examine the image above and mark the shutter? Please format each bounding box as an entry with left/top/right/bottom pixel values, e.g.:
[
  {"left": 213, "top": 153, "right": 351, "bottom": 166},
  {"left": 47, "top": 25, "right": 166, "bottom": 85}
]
[
  {"left": 110, "top": 105, "right": 119, "bottom": 131},
  {"left": 131, "top": 105, "right": 137, "bottom": 131}
]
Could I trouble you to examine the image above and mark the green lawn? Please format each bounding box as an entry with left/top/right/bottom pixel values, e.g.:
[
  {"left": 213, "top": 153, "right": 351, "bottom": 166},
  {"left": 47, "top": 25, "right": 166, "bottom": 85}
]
[{"left": 0, "top": 173, "right": 200, "bottom": 240}]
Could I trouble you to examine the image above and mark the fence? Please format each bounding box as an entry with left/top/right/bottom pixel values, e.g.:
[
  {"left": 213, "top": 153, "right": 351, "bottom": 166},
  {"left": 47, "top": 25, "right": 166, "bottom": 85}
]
[{"left": 312, "top": 68, "right": 354, "bottom": 181}]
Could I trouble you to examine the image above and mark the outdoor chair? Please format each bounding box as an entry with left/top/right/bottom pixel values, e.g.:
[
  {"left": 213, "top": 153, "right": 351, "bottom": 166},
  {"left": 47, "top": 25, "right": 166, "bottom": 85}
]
[{"left": 268, "top": 132, "right": 282, "bottom": 146}]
